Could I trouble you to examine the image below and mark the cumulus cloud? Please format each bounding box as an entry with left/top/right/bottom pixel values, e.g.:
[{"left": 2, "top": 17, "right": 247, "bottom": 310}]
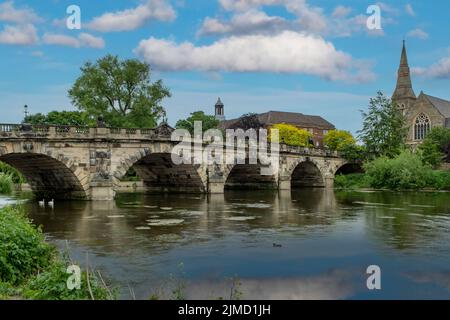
[
  {"left": 405, "top": 4, "right": 416, "bottom": 17},
  {"left": 135, "top": 31, "right": 375, "bottom": 82},
  {"left": 219, "top": 0, "right": 284, "bottom": 11},
  {"left": 0, "top": 23, "right": 38, "bottom": 45},
  {"left": 413, "top": 54, "right": 450, "bottom": 79},
  {"left": 86, "top": 0, "right": 176, "bottom": 32},
  {"left": 0, "top": 1, "right": 42, "bottom": 24},
  {"left": 43, "top": 33, "right": 105, "bottom": 49},
  {"left": 407, "top": 28, "right": 428, "bottom": 40},
  {"left": 332, "top": 6, "right": 352, "bottom": 19},
  {"left": 198, "top": 10, "right": 292, "bottom": 36}
]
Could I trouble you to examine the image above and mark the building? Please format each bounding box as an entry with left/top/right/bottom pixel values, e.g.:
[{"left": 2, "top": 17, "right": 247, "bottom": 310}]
[
  {"left": 214, "top": 99, "right": 335, "bottom": 148},
  {"left": 392, "top": 41, "right": 450, "bottom": 146}
]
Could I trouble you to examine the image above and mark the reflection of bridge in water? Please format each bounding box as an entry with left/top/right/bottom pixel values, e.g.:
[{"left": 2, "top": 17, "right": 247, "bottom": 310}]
[{"left": 0, "top": 124, "right": 359, "bottom": 200}]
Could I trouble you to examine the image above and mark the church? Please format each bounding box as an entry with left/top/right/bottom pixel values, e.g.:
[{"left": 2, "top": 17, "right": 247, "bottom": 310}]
[{"left": 392, "top": 41, "right": 450, "bottom": 146}]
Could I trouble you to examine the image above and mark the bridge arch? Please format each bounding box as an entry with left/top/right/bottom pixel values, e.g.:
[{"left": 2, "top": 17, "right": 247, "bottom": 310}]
[
  {"left": 114, "top": 146, "right": 207, "bottom": 193},
  {"left": 290, "top": 159, "right": 325, "bottom": 188},
  {"left": 0, "top": 149, "right": 88, "bottom": 199},
  {"left": 335, "top": 162, "right": 364, "bottom": 176},
  {"left": 224, "top": 163, "right": 277, "bottom": 190}
]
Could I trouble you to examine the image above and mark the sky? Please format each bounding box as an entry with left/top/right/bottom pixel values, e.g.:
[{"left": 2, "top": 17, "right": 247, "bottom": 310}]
[{"left": 0, "top": 0, "right": 450, "bottom": 134}]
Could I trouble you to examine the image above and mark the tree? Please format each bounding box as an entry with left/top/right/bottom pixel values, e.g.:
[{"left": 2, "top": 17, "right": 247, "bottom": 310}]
[
  {"left": 419, "top": 127, "right": 450, "bottom": 167},
  {"left": 175, "top": 111, "right": 219, "bottom": 134},
  {"left": 24, "top": 111, "right": 95, "bottom": 126},
  {"left": 227, "top": 113, "right": 263, "bottom": 131},
  {"left": 68, "top": 54, "right": 170, "bottom": 128},
  {"left": 358, "top": 91, "right": 407, "bottom": 158},
  {"left": 324, "top": 130, "right": 356, "bottom": 151},
  {"left": 270, "top": 124, "right": 312, "bottom": 147}
]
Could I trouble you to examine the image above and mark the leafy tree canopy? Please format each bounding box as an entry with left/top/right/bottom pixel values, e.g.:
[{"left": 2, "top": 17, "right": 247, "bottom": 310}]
[
  {"left": 419, "top": 127, "right": 450, "bottom": 167},
  {"left": 358, "top": 91, "right": 407, "bottom": 158},
  {"left": 324, "top": 130, "right": 356, "bottom": 151},
  {"left": 68, "top": 54, "right": 170, "bottom": 128},
  {"left": 270, "top": 124, "right": 313, "bottom": 147},
  {"left": 24, "top": 111, "right": 95, "bottom": 127},
  {"left": 175, "top": 111, "right": 219, "bottom": 134},
  {"left": 227, "top": 113, "right": 263, "bottom": 131}
]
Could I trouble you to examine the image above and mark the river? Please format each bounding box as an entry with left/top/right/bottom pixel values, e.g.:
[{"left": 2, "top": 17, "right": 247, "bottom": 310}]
[{"left": 2, "top": 189, "right": 450, "bottom": 299}]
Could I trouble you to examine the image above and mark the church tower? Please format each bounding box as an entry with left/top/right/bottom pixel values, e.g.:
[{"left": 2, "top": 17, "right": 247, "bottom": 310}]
[
  {"left": 392, "top": 41, "right": 416, "bottom": 113},
  {"left": 215, "top": 97, "right": 225, "bottom": 121}
]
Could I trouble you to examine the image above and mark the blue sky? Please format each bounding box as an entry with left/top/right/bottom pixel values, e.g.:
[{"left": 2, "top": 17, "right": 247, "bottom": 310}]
[{"left": 1, "top": 0, "right": 449, "bottom": 134}]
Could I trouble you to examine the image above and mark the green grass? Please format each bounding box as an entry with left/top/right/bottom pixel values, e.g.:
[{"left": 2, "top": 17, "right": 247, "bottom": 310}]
[
  {"left": 0, "top": 206, "right": 116, "bottom": 300},
  {"left": 0, "top": 173, "right": 13, "bottom": 194}
]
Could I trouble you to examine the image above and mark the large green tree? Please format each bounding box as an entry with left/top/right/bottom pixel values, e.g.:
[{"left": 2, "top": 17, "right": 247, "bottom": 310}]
[
  {"left": 69, "top": 55, "right": 170, "bottom": 128},
  {"left": 24, "top": 111, "right": 95, "bottom": 126},
  {"left": 358, "top": 91, "right": 407, "bottom": 158},
  {"left": 419, "top": 127, "right": 450, "bottom": 167},
  {"left": 175, "top": 111, "right": 220, "bottom": 134}
]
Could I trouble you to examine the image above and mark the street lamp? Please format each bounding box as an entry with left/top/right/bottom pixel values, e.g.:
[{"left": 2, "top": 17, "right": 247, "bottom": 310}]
[{"left": 24, "top": 105, "right": 29, "bottom": 121}]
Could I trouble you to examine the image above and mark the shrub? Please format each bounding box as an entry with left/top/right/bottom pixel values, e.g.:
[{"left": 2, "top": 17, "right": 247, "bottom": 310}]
[
  {"left": 0, "top": 162, "right": 25, "bottom": 185},
  {"left": 324, "top": 130, "right": 356, "bottom": 151},
  {"left": 0, "top": 173, "right": 13, "bottom": 194},
  {"left": 363, "top": 150, "right": 434, "bottom": 190},
  {"left": 419, "top": 127, "right": 450, "bottom": 167},
  {"left": 22, "top": 259, "right": 114, "bottom": 300},
  {"left": 334, "top": 173, "right": 369, "bottom": 189},
  {"left": 0, "top": 206, "right": 54, "bottom": 284},
  {"left": 270, "top": 124, "right": 312, "bottom": 147}
]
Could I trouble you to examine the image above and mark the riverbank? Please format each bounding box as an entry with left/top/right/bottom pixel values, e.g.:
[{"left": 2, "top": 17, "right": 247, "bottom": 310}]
[
  {"left": 335, "top": 171, "right": 450, "bottom": 191},
  {"left": 0, "top": 205, "right": 115, "bottom": 300}
]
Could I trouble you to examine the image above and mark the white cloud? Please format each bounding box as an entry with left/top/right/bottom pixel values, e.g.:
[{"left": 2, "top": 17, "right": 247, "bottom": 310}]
[
  {"left": 78, "top": 33, "right": 106, "bottom": 48},
  {"left": 135, "top": 31, "right": 375, "bottom": 82},
  {"left": 332, "top": 6, "right": 352, "bottom": 19},
  {"left": 405, "top": 4, "right": 416, "bottom": 17},
  {"left": 0, "top": 24, "right": 38, "bottom": 45},
  {"left": 413, "top": 54, "right": 450, "bottom": 79},
  {"left": 407, "top": 28, "right": 428, "bottom": 40},
  {"left": 198, "top": 10, "right": 291, "bottom": 36},
  {"left": 43, "top": 33, "right": 105, "bottom": 49},
  {"left": 86, "top": 0, "right": 176, "bottom": 32},
  {"left": 219, "top": 0, "right": 284, "bottom": 11},
  {"left": 0, "top": 1, "right": 42, "bottom": 24}
]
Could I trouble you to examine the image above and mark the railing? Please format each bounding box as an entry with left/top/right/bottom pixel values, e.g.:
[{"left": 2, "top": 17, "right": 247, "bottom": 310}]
[
  {"left": 0, "top": 123, "right": 168, "bottom": 139},
  {"left": 0, "top": 124, "right": 19, "bottom": 132}
]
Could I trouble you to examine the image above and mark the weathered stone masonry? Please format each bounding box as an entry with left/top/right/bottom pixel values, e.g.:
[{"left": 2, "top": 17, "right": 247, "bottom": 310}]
[{"left": 0, "top": 124, "right": 351, "bottom": 200}]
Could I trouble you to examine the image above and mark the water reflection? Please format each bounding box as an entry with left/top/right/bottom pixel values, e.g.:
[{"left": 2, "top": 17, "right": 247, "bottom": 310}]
[{"left": 18, "top": 189, "right": 450, "bottom": 299}]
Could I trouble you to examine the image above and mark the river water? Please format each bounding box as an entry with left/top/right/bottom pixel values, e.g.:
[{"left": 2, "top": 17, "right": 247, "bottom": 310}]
[{"left": 2, "top": 189, "right": 450, "bottom": 299}]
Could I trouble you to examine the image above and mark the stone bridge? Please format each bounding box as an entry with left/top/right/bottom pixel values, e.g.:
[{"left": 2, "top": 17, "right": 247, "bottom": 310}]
[{"left": 0, "top": 123, "right": 357, "bottom": 200}]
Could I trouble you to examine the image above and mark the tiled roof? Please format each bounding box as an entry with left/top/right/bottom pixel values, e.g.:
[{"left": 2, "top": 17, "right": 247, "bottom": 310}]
[
  {"left": 220, "top": 111, "right": 335, "bottom": 130},
  {"left": 423, "top": 94, "right": 450, "bottom": 118}
]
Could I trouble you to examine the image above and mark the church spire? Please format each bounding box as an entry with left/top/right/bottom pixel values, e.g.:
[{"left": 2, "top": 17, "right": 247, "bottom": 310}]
[{"left": 392, "top": 40, "right": 416, "bottom": 101}]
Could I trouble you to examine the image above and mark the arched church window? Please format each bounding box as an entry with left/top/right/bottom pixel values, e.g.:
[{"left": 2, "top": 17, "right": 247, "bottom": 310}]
[{"left": 414, "top": 113, "right": 431, "bottom": 140}]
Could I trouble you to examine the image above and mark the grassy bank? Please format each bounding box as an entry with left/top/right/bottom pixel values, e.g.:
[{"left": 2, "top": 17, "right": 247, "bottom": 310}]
[
  {"left": 0, "top": 162, "right": 25, "bottom": 195},
  {"left": 0, "top": 206, "right": 115, "bottom": 300}
]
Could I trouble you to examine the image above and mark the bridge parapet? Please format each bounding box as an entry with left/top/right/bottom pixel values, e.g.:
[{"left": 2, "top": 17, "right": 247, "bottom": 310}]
[{"left": 0, "top": 123, "right": 174, "bottom": 141}]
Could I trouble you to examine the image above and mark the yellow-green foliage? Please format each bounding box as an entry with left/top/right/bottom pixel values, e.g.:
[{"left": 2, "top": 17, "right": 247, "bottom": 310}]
[
  {"left": 270, "top": 124, "right": 312, "bottom": 147},
  {"left": 324, "top": 130, "right": 356, "bottom": 151}
]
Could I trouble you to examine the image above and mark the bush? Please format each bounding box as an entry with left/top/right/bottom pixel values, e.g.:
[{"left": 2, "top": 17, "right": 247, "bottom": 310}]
[
  {"left": 22, "top": 259, "right": 114, "bottom": 300},
  {"left": 334, "top": 173, "right": 369, "bottom": 189},
  {"left": 270, "top": 124, "right": 312, "bottom": 147},
  {"left": 428, "top": 171, "right": 450, "bottom": 190},
  {"left": 0, "top": 206, "right": 115, "bottom": 300},
  {"left": 0, "top": 173, "right": 13, "bottom": 194},
  {"left": 363, "top": 150, "right": 434, "bottom": 190},
  {"left": 0, "top": 162, "right": 25, "bottom": 185},
  {"left": 0, "top": 206, "right": 54, "bottom": 284},
  {"left": 419, "top": 127, "right": 450, "bottom": 167}
]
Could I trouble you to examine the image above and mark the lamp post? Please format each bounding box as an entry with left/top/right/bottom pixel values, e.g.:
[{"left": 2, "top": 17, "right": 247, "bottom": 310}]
[{"left": 24, "top": 105, "right": 29, "bottom": 121}]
